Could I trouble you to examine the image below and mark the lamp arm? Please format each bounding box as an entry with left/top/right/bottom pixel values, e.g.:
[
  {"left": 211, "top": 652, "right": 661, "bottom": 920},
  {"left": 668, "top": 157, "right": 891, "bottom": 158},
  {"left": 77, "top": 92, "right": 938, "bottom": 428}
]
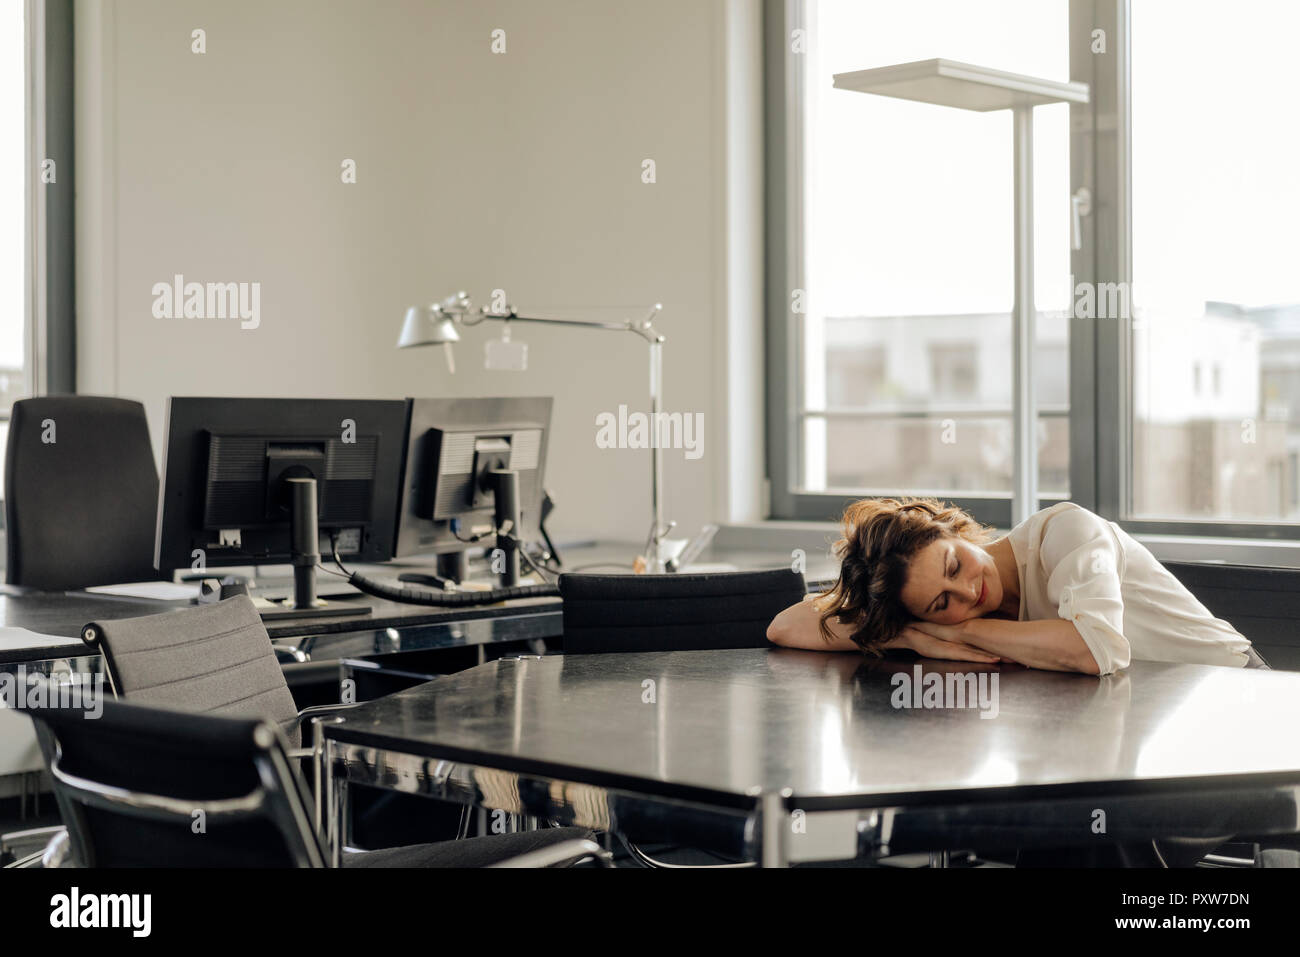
[
  {"left": 472, "top": 306, "right": 664, "bottom": 344},
  {"left": 441, "top": 300, "right": 671, "bottom": 571}
]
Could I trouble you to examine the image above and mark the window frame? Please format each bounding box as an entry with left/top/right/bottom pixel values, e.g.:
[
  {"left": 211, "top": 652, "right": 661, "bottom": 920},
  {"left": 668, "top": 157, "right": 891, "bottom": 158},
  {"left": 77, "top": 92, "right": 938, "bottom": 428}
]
[
  {"left": 30, "top": 0, "right": 76, "bottom": 397},
  {"left": 3, "top": 0, "right": 73, "bottom": 528}
]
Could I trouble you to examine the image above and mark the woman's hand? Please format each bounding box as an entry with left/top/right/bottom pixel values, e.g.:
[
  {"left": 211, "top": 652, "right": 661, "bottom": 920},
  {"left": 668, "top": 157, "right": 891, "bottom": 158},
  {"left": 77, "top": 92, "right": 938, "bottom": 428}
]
[{"left": 899, "top": 621, "right": 1012, "bottom": 665}]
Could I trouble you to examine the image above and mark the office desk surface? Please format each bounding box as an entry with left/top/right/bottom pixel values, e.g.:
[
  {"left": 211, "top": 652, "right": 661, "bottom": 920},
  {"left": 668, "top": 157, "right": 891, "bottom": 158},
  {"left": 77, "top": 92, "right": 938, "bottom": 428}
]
[
  {"left": 326, "top": 648, "right": 1300, "bottom": 811},
  {"left": 0, "top": 587, "right": 560, "bottom": 664},
  {"left": 0, "top": 541, "right": 837, "bottom": 665},
  {"left": 0, "top": 591, "right": 169, "bottom": 662}
]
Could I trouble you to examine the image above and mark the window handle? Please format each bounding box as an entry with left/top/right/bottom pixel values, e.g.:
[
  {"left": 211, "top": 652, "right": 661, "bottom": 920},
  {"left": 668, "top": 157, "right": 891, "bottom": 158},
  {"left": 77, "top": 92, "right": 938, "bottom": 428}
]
[{"left": 1071, "top": 187, "right": 1093, "bottom": 251}]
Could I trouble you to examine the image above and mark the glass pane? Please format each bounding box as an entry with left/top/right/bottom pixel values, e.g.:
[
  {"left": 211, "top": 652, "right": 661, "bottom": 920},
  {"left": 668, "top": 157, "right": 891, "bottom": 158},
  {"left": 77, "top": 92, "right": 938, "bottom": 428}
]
[
  {"left": 1, "top": 2, "right": 26, "bottom": 505},
  {"left": 1130, "top": 0, "right": 1300, "bottom": 523},
  {"left": 823, "top": 415, "right": 1013, "bottom": 493},
  {"left": 799, "top": 0, "right": 1070, "bottom": 499},
  {"left": 820, "top": 412, "right": 1066, "bottom": 495}
]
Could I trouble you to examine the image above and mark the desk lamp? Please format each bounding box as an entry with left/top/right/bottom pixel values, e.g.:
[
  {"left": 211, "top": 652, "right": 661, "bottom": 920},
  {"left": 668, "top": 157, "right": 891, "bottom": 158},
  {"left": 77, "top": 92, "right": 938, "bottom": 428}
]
[{"left": 397, "top": 292, "right": 675, "bottom": 572}]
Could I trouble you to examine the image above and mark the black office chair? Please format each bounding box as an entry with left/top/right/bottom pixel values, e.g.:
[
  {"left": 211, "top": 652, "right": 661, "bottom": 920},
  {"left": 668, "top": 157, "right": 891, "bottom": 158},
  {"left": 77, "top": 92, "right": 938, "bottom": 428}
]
[
  {"left": 558, "top": 568, "right": 807, "bottom": 867},
  {"left": 559, "top": 568, "right": 808, "bottom": 654},
  {"left": 74, "top": 594, "right": 553, "bottom": 858},
  {"left": 79, "top": 594, "right": 441, "bottom": 835},
  {"left": 5, "top": 396, "right": 159, "bottom": 590},
  {"left": 26, "top": 698, "right": 607, "bottom": 868}
]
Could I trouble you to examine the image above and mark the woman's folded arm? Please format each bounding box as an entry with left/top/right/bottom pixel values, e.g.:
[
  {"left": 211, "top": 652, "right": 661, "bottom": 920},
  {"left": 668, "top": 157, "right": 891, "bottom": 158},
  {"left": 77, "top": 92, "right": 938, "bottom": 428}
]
[
  {"left": 956, "top": 616, "right": 1101, "bottom": 674},
  {"left": 768, "top": 596, "right": 1005, "bottom": 664},
  {"left": 767, "top": 594, "right": 862, "bottom": 651}
]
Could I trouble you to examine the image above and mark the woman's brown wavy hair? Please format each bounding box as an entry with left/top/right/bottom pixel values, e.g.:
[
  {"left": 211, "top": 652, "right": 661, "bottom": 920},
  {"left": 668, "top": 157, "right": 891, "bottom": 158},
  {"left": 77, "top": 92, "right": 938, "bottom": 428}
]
[{"left": 818, "top": 497, "right": 995, "bottom": 655}]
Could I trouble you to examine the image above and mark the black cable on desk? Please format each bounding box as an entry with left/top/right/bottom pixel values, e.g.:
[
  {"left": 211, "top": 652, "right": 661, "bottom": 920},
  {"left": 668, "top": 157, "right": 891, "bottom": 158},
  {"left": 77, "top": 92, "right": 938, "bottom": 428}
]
[
  {"left": 331, "top": 531, "right": 559, "bottom": 606},
  {"left": 345, "top": 571, "right": 558, "bottom": 606}
]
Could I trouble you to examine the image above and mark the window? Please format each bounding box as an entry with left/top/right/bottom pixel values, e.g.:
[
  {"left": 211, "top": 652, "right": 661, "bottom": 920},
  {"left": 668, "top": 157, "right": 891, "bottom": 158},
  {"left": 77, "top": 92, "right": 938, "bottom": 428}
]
[
  {"left": 1, "top": 0, "right": 27, "bottom": 498},
  {"left": 768, "top": 0, "right": 1074, "bottom": 523},
  {"left": 1128, "top": 0, "right": 1300, "bottom": 525},
  {"left": 928, "top": 343, "right": 978, "bottom": 400},
  {"left": 1, "top": 0, "right": 69, "bottom": 550},
  {"left": 769, "top": 0, "right": 1300, "bottom": 545}
]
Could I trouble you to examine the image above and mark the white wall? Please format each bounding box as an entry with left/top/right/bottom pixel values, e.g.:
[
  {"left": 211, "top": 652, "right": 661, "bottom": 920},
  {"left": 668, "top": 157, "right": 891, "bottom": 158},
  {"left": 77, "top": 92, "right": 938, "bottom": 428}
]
[{"left": 75, "top": 0, "right": 765, "bottom": 544}]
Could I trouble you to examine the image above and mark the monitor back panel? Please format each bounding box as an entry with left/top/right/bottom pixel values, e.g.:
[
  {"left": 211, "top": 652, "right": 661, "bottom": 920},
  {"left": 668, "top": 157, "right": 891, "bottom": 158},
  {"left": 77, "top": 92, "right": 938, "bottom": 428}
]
[
  {"left": 156, "top": 397, "right": 409, "bottom": 572},
  {"left": 396, "top": 397, "right": 552, "bottom": 558}
]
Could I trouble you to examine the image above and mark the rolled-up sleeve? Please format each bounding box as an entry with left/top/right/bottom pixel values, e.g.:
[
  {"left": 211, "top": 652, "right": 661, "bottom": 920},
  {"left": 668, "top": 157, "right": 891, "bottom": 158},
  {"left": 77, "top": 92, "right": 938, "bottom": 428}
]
[{"left": 1040, "top": 506, "right": 1131, "bottom": 675}]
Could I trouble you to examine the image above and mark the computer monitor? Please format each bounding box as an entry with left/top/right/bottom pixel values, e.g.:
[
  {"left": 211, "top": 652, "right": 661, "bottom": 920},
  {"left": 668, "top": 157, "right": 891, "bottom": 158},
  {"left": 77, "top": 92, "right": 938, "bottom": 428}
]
[
  {"left": 395, "top": 397, "right": 552, "bottom": 583},
  {"left": 155, "top": 397, "right": 409, "bottom": 613}
]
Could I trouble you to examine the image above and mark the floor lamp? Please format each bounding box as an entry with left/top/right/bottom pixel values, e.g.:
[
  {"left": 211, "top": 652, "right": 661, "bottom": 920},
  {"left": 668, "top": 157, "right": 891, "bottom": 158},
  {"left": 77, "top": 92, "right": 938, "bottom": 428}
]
[{"left": 832, "top": 59, "right": 1089, "bottom": 526}]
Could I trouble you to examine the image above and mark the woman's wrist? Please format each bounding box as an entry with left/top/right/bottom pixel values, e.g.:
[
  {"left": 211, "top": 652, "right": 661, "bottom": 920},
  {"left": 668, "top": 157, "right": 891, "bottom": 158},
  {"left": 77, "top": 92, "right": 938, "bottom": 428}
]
[{"left": 881, "top": 629, "right": 911, "bottom": 651}]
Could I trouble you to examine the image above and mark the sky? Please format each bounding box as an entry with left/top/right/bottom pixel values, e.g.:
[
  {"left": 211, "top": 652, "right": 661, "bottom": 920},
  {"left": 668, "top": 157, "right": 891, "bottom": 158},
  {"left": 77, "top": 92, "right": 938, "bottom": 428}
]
[{"left": 806, "top": 0, "right": 1300, "bottom": 319}]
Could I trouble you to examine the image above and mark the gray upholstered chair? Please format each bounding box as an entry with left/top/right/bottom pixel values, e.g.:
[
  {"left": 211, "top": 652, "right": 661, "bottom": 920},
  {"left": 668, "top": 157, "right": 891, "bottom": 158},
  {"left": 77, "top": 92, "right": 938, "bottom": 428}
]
[
  {"left": 35, "top": 597, "right": 603, "bottom": 868},
  {"left": 77, "top": 594, "right": 367, "bottom": 837},
  {"left": 80, "top": 594, "right": 307, "bottom": 746}
]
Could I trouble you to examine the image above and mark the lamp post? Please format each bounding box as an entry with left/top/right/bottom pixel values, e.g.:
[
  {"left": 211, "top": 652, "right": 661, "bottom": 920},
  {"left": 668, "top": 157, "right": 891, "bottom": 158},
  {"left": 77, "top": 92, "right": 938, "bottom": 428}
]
[{"left": 398, "top": 292, "right": 674, "bottom": 571}]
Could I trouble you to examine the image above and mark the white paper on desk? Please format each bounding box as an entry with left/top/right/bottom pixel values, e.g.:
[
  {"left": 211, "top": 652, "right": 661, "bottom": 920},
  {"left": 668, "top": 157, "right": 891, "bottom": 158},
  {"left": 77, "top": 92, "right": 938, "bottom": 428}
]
[
  {"left": 0, "top": 626, "right": 83, "bottom": 652},
  {"left": 84, "top": 581, "right": 200, "bottom": 601}
]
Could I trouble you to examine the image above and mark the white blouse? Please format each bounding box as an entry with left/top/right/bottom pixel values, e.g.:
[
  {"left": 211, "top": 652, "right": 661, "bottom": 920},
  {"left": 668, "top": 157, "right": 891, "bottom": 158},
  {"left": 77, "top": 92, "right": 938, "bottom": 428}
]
[{"left": 1006, "top": 502, "right": 1252, "bottom": 675}]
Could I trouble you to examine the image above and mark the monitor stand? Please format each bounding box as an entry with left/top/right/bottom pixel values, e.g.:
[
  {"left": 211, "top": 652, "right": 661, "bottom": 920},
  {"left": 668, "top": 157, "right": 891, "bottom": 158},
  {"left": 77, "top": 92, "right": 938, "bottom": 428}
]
[
  {"left": 259, "top": 477, "right": 370, "bottom": 620},
  {"left": 489, "top": 468, "right": 522, "bottom": 587}
]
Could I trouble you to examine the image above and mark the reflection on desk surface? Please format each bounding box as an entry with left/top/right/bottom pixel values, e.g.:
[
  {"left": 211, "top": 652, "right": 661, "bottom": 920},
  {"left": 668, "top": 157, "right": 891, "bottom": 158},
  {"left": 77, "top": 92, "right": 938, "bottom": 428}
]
[
  {"left": 0, "top": 625, "right": 85, "bottom": 653},
  {"left": 327, "top": 649, "right": 1300, "bottom": 807}
]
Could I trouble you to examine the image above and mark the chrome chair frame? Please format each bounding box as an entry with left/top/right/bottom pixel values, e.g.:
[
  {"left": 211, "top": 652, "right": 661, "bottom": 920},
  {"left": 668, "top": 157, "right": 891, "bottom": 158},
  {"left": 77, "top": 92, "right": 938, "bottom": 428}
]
[{"left": 36, "top": 706, "right": 610, "bottom": 869}]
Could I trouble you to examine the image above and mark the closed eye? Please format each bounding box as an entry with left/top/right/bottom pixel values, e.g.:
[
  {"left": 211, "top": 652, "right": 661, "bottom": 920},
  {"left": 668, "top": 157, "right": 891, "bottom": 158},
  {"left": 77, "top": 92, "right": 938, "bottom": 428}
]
[{"left": 935, "top": 558, "right": 960, "bottom": 611}]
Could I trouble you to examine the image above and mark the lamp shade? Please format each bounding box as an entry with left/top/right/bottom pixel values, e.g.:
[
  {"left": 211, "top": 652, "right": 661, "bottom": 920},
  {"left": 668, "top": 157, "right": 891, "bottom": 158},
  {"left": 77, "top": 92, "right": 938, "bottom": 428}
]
[{"left": 397, "top": 306, "right": 462, "bottom": 349}]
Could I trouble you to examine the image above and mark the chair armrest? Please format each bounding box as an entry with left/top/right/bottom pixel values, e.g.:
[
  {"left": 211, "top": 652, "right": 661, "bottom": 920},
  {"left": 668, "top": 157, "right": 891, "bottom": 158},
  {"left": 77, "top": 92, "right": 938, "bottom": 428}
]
[
  {"left": 287, "top": 704, "right": 358, "bottom": 759},
  {"left": 293, "top": 702, "right": 358, "bottom": 732},
  {"left": 1, "top": 824, "right": 64, "bottom": 853},
  {"left": 488, "top": 838, "right": 614, "bottom": 869},
  {"left": 2, "top": 826, "right": 68, "bottom": 869},
  {"left": 271, "top": 704, "right": 361, "bottom": 761},
  {"left": 41, "top": 829, "right": 71, "bottom": 868}
]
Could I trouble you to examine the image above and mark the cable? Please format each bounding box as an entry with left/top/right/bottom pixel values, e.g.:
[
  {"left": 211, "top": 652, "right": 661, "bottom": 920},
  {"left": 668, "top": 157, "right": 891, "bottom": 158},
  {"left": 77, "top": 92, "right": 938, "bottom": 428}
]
[
  {"left": 516, "top": 542, "right": 557, "bottom": 581},
  {"left": 315, "top": 532, "right": 352, "bottom": 579},
  {"left": 523, "top": 542, "right": 568, "bottom": 575},
  {"left": 346, "top": 571, "right": 558, "bottom": 606},
  {"left": 325, "top": 525, "right": 569, "bottom": 606}
]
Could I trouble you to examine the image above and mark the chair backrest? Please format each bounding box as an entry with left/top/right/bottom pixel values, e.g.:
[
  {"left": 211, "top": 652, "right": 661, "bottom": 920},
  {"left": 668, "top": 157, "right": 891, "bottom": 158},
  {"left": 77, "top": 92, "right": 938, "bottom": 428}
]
[
  {"left": 27, "top": 696, "right": 323, "bottom": 867},
  {"left": 559, "top": 568, "right": 808, "bottom": 654},
  {"left": 1162, "top": 560, "right": 1298, "bottom": 670},
  {"left": 81, "top": 595, "right": 302, "bottom": 748},
  {"left": 4, "top": 396, "right": 160, "bottom": 589}
]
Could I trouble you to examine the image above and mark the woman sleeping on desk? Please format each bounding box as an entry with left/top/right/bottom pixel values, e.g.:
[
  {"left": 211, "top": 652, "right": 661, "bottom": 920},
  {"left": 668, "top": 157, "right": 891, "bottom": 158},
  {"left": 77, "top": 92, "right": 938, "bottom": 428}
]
[{"left": 767, "top": 497, "right": 1270, "bottom": 675}]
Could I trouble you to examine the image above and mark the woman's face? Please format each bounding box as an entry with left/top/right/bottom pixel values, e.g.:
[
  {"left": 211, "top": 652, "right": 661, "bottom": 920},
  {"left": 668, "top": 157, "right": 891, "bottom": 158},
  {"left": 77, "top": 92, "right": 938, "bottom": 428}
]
[{"left": 899, "top": 535, "right": 1001, "bottom": 626}]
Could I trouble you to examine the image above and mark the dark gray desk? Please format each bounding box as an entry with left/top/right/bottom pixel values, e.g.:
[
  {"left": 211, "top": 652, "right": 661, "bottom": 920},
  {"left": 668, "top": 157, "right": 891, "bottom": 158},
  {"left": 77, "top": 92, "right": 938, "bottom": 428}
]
[
  {"left": 0, "top": 588, "right": 561, "bottom": 667},
  {"left": 0, "top": 541, "right": 836, "bottom": 667},
  {"left": 322, "top": 648, "right": 1300, "bottom": 865}
]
